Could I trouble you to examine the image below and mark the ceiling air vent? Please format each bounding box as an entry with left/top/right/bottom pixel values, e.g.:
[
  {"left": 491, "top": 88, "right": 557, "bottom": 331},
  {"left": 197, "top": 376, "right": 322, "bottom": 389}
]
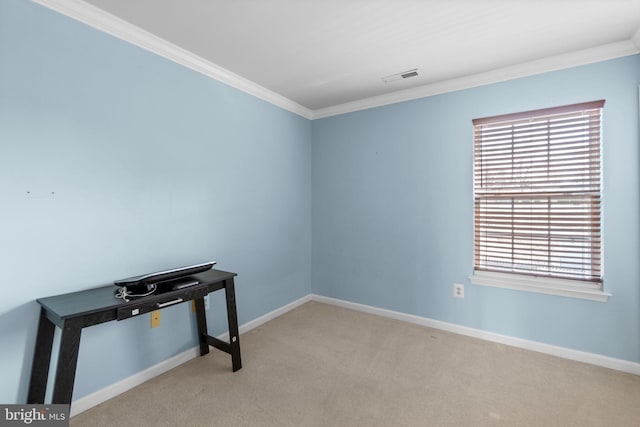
[{"left": 382, "top": 68, "right": 420, "bottom": 84}]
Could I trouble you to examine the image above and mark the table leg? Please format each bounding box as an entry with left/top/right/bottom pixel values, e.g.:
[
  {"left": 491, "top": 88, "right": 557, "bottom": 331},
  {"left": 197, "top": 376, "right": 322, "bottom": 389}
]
[
  {"left": 224, "top": 278, "right": 242, "bottom": 371},
  {"left": 27, "top": 308, "right": 56, "bottom": 403},
  {"left": 51, "top": 318, "right": 83, "bottom": 404},
  {"left": 194, "top": 297, "right": 210, "bottom": 356}
]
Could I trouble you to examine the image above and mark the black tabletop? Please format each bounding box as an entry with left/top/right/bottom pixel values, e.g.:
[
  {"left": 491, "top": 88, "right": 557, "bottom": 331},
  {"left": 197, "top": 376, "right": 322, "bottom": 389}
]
[{"left": 37, "top": 269, "right": 236, "bottom": 320}]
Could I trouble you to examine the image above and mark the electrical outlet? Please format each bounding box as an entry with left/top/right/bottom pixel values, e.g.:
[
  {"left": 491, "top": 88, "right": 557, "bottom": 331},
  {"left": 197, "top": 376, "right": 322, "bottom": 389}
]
[
  {"left": 150, "top": 310, "right": 161, "bottom": 328},
  {"left": 453, "top": 283, "right": 465, "bottom": 298}
]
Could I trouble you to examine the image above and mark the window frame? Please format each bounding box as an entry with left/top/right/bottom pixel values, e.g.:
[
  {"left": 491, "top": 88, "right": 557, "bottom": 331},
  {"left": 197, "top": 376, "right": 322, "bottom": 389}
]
[{"left": 470, "top": 101, "right": 609, "bottom": 302}]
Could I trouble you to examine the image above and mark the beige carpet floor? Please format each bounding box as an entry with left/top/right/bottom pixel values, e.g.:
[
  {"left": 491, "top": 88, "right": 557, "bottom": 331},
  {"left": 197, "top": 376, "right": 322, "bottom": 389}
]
[{"left": 70, "top": 301, "right": 640, "bottom": 427}]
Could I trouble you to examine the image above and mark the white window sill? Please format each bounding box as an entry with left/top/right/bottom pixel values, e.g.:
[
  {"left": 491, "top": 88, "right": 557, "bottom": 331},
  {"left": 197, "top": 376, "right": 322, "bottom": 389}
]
[{"left": 470, "top": 271, "right": 610, "bottom": 302}]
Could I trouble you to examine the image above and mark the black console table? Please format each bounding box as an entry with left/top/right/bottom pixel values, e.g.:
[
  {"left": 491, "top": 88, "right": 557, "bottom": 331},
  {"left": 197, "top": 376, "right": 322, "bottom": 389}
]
[{"left": 27, "top": 269, "right": 241, "bottom": 406}]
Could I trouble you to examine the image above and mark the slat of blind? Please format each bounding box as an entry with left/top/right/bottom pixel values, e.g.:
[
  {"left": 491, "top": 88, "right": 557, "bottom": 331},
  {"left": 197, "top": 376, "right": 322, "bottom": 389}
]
[
  {"left": 477, "top": 253, "right": 602, "bottom": 263},
  {"left": 475, "top": 225, "right": 602, "bottom": 234},
  {"left": 477, "top": 254, "right": 600, "bottom": 268},
  {"left": 476, "top": 145, "right": 600, "bottom": 161},
  {"left": 474, "top": 256, "right": 600, "bottom": 269},
  {"left": 476, "top": 118, "right": 601, "bottom": 134},
  {"left": 477, "top": 127, "right": 601, "bottom": 142},
  {"left": 476, "top": 245, "right": 601, "bottom": 257},
  {"left": 476, "top": 151, "right": 600, "bottom": 166},
  {"left": 477, "top": 159, "right": 600, "bottom": 172},
  {"left": 475, "top": 145, "right": 600, "bottom": 159},
  {"left": 484, "top": 216, "right": 598, "bottom": 221},
  {"left": 474, "top": 250, "right": 602, "bottom": 262},
  {"left": 474, "top": 192, "right": 600, "bottom": 199},
  {"left": 472, "top": 100, "right": 605, "bottom": 125},
  {"left": 476, "top": 141, "right": 599, "bottom": 159},
  {"left": 476, "top": 180, "right": 600, "bottom": 191},
  {"left": 477, "top": 111, "right": 601, "bottom": 127},
  {"left": 478, "top": 188, "right": 599, "bottom": 195},
  {"left": 476, "top": 221, "right": 601, "bottom": 229},
  {"left": 476, "top": 213, "right": 600, "bottom": 218},
  {"left": 476, "top": 123, "right": 600, "bottom": 142},
  {"left": 476, "top": 222, "right": 602, "bottom": 231},
  {"left": 477, "top": 160, "right": 599, "bottom": 171},
  {"left": 478, "top": 216, "right": 595, "bottom": 223},
  {"left": 476, "top": 250, "right": 602, "bottom": 261},
  {"left": 478, "top": 115, "right": 601, "bottom": 129},
  {"left": 476, "top": 243, "right": 602, "bottom": 251},
  {"left": 473, "top": 100, "right": 603, "bottom": 283},
  {"left": 476, "top": 126, "right": 601, "bottom": 146},
  {"left": 475, "top": 178, "right": 601, "bottom": 189}
]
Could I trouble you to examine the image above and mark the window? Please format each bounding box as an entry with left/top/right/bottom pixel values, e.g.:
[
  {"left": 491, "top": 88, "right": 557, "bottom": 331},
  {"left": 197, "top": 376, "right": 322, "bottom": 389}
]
[{"left": 470, "top": 101, "right": 607, "bottom": 302}]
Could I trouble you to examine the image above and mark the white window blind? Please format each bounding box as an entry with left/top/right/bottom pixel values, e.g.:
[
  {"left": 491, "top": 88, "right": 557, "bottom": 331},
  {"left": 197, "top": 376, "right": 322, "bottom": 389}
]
[{"left": 473, "top": 100, "right": 604, "bottom": 285}]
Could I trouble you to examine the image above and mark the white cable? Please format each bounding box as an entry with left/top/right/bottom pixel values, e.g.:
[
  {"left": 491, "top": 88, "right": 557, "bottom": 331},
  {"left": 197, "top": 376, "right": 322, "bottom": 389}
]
[{"left": 114, "top": 284, "right": 157, "bottom": 302}]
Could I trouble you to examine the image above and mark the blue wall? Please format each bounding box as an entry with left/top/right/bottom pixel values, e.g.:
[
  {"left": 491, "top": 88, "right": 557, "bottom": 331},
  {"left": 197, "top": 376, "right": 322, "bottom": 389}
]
[
  {"left": 0, "top": 0, "right": 311, "bottom": 403},
  {"left": 312, "top": 54, "right": 640, "bottom": 363}
]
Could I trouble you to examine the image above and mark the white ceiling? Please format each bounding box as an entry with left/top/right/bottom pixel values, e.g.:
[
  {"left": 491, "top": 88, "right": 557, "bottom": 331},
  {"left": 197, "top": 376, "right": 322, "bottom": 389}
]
[{"left": 50, "top": 0, "right": 640, "bottom": 117}]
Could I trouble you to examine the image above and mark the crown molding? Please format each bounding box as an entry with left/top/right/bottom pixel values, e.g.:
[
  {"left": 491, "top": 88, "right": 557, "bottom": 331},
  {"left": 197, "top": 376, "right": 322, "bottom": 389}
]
[
  {"left": 632, "top": 26, "right": 640, "bottom": 49},
  {"left": 31, "top": 1, "right": 640, "bottom": 122},
  {"left": 312, "top": 40, "right": 640, "bottom": 119},
  {"left": 32, "top": 0, "right": 314, "bottom": 119}
]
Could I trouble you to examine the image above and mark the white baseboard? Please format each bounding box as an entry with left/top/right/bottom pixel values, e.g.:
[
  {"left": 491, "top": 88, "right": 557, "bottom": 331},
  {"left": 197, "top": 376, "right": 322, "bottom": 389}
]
[
  {"left": 70, "top": 294, "right": 311, "bottom": 417},
  {"left": 310, "top": 294, "right": 640, "bottom": 376}
]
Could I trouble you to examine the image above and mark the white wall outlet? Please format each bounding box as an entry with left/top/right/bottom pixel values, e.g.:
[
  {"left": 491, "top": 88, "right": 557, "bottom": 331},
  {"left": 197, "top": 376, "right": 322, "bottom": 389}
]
[
  {"left": 453, "top": 283, "right": 465, "bottom": 298},
  {"left": 204, "top": 295, "right": 210, "bottom": 310}
]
